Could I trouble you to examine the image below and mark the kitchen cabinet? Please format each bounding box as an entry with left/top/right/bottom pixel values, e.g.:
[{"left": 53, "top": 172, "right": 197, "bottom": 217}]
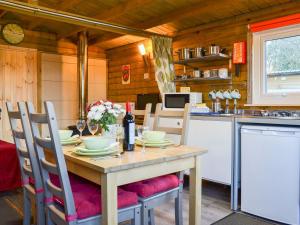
[{"left": 187, "top": 118, "right": 233, "bottom": 185}]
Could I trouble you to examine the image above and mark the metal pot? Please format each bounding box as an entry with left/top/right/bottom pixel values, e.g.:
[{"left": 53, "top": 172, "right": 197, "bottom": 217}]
[
  {"left": 209, "top": 44, "right": 226, "bottom": 55},
  {"left": 190, "top": 47, "right": 206, "bottom": 58},
  {"left": 176, "top": 48, "right": 191, "bottom": 60}
]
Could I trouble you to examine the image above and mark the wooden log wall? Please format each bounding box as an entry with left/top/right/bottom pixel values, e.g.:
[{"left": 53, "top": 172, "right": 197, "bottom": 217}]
[{"left": 107, "top": 2, "right": 300, "bottom": 110}]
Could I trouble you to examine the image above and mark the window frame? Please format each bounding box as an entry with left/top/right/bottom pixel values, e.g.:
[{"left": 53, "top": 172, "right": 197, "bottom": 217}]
[{"left": 251, "top": 23, "right": 300, "bottom": 106}]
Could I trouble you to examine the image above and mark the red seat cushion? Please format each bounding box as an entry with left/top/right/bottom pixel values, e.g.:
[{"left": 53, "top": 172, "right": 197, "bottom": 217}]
[
  {"left": 121, "top": 174, "right": 180, "bottom": 198},
  {"left": 50, "top": 173, "right": 138, "bottom": 219},
  {"left": 0, "top": 141, "right": 22, "bottom": 191}
]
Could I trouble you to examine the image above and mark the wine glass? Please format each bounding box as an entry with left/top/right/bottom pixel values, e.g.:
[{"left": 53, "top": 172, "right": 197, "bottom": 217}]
[
  {"left": 87, "top": 120, "right": 98, "bottom": 136},
  {"left": 76, "top": 119, "right": 86, "bottom": 137},
  {"left": 137, "top": 125, "right": 149, "bottom": 152}
]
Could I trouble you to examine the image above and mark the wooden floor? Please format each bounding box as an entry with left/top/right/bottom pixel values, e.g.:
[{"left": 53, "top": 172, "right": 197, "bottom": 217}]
[
  {"left": 0, "top": 181, "right": 232, "bottom": 225},
  {"left": 153, "top": 181, "right": 232, "bottom": 225}
]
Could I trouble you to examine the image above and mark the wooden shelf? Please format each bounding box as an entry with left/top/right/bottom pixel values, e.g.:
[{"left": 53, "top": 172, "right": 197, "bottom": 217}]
[
  {"left": 174, "top": 77, "right": 232, "bottom": 82},
  {"left": 173, "top": 53, "right": 230, "bottom": 66}
]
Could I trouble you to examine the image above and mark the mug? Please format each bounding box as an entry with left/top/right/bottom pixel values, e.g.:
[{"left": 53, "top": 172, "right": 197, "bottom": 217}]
[
  {"left": 216, "top": 90, "right": 224, "bottom": 99},
  {"left": 223, "top": 89, "right": 232, "bottom": 99},
  {"left": 218, "top": 68, "right": 228, "bottom": 79},
  {"left": 209, "top": 90, "right": 216, "bottom": 99},
  {"left": 230, "top": 89, "right": 241, "bottom": 99}
]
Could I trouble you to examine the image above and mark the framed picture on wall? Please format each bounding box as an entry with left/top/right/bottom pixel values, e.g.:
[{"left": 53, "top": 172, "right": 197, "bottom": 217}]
[{"left": 122, "top": 64, "right": 130, "bottom": 84}]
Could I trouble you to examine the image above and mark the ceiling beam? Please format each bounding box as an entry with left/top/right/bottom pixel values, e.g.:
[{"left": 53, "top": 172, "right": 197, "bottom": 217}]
[
  {"left": 0, "top": 0, "right": 166, "bottom": 38},
  {"left": 58, "top": 0, "right": 153, "bottom": 39},
  {"left": 27, "top": 0, "right": 82, "bottom": 30},
  {"left": 89, "top": 0, "right": 223, "bottom": 45},
  {"left": 90, "top": 0, "right": 299, "bottom": 46}
]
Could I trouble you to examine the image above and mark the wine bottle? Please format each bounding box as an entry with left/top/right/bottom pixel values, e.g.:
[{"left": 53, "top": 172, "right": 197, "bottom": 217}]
[{"left": 123, "top": 102, "right": 135, "bottom": 151}]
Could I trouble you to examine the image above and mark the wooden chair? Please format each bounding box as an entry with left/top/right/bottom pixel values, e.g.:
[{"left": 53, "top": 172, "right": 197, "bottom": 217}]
[
  {"left": 6, "top": 102, "right": 45, "bottom": 225},
  {"left": 132, "top": 103, "right": 152, "bottom": 127},
  {"left": 123, "top": 103, "right": 190, "bottom": 225},
  {"left": 26, "top": 101, "right": 141, "bottom": 225}
]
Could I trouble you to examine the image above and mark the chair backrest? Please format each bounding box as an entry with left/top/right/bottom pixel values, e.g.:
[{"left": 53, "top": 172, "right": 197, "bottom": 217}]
[
  {"left": 27, "top": 101, "right": 76, "bottom": 224},
  {"left": 6, "top": 102, "right": 44, "bottom": 194},
  {"left": 132, "top": 103, "right": 152, "bottom": 127},
  {"left": 153, "top": 103, "right": 190, "bottom": 145}
]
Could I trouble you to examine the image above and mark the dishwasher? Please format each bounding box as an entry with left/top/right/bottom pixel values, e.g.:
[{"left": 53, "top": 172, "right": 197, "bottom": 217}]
[{"left": 241, "top": 125, "right": 300, "bottom": 225}]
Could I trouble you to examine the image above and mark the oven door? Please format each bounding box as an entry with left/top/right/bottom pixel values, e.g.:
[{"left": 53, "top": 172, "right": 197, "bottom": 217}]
[{"left": 164, "top": 94, "right": 189, "bottom": 110}]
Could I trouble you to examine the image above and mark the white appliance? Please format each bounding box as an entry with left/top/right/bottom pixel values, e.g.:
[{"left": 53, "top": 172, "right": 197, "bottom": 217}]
[
  {"left": 241, "top": 125, "right": 300, "bottom": 225},
  {"left": 162, "top": 92, "right": 202, "bottom": 110}
]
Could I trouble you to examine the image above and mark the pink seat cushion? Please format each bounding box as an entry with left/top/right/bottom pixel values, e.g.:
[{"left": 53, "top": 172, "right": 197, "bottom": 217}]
[
  {"left": 122, "top": 174, "right": 180, "bottom": 198},
  {"left": 50, "top": 173, "right": 138, "bottom": 219}
]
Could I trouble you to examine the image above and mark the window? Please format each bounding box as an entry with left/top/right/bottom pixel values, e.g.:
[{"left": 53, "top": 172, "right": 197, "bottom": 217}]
[{"left": 251, "top": 24, "right": 300, "bottom": 105}]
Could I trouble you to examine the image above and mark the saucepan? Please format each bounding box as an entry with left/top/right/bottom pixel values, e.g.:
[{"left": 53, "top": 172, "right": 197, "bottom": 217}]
[
  {"left": 190, "top": 47, "right": 206, "bottom": 58},
  {"left": 176, "top": 48, "right": 191, "bottom": 60},
  {"left": 209, "top": 44, "right": 226, "bottom": 55}
]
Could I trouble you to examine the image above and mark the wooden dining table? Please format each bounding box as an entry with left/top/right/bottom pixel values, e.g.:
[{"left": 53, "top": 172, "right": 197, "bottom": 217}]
[{"left": 46, "top": 144, "right": 207, "bottom": 225}]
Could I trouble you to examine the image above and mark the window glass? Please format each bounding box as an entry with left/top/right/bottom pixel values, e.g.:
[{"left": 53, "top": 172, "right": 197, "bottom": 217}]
[{"left": 265, "top": 35, "right": 300, "bottom": 93}]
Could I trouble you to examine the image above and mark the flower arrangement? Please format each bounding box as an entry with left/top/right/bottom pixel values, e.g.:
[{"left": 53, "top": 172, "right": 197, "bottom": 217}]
[{"left": 87, "top": 101, "right": 125, "bottom": 131}]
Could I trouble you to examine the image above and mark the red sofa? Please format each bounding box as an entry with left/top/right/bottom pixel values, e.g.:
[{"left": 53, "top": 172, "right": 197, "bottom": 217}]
[{"left": 0, "top": 140, "right": 22, "bottom": 191}]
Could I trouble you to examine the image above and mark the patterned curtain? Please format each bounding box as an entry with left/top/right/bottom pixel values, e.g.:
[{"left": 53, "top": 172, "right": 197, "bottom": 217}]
[{"left": 151, "top": 36, "right": 176, "bottom": 95}]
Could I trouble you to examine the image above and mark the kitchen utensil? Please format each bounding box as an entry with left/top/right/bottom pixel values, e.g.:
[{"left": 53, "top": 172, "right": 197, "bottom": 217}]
[
  {"left": 210, "top": 69, "right": 219, "bottom": 77},
  {"left": 190, "top": 47, "right": 206, "bottom": 58},
  {"left": 209, "top": 90, "right": 217, "bottom": 100},
  {"left": 223, "top": 90, "right": 232, "bottom": 99},
  {"left": 193, "top": 69, "right": 201, "bottom": 78},
  {"left": 216, "top": 90, "right": 224, "bottom": 99},
  {"left": 81, "top": 136, "right": 115, "bottom": 150},
  {"left": 176, "top": 48, "right": 191, "bottom": 60},
  {"left": 59, "top": 130, "right": 73, "bottom": 140},
  {"left": 230, "top": 89, "right": 241, "bottom": 99},
  {"left": 203, "top": 70, "right": 211, "bottom": 78},
  {"left": 218, "top": 68, "right": 228, "bottom": 78},
  {"left": 209, "top": 44, "right": 226, "bottom": 55}
]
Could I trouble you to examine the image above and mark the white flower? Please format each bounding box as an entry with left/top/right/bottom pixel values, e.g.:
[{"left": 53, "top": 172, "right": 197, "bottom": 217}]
[
  {"left": 87, "top": 111, "right": 95, "bottom": 120},
  {"left": 95, "top": 105, "right": 105, "bottom": 113},
  {"left": 94, "top": 111, "right": 103, "bottom": 121},
  {"left": 113, "top": 104, "right": 122, "bottom": 110}
]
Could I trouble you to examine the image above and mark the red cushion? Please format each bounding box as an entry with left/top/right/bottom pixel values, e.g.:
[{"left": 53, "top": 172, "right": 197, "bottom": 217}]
[
  {"left": 121, "top": 174, "right": 180, "bottom": 198},
  {"left": 0, "top": 141, "right": 22, "bottom": 191},
  {"left": 50, "top": 173, "right": 138, "bottom": 219}
]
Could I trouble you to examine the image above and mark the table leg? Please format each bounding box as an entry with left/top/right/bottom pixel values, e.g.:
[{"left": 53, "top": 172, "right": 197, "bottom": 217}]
[
  {"left": 189, "top": 156, "right": 202, "bottom": 225},
  {"left": 101, "top": 173, "right": 118, "bottom": 225}
]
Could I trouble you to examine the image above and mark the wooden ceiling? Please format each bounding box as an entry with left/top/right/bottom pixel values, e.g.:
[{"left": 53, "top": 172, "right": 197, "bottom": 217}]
[{"left": 0, "top": 0, "right": 296, "bottom": 49}]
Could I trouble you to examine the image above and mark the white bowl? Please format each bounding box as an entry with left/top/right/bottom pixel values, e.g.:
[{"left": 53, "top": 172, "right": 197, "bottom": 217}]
[
  {"left": 142, "top": 131, "right": 166, "bottom": 142},
  {"left": 82, "top": 136, "right": 114, "bottom": 150},
  {"left": 59, "top": 130, "right": 73, "bottom": 140}
]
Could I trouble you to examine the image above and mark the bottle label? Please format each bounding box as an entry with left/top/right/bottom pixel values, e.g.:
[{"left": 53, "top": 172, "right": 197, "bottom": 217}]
[{"left": 129, "top": 122, "right": 135, "bottom": 144}]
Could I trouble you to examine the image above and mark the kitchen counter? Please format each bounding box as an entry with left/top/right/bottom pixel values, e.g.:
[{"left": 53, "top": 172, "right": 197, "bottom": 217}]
[{"left": 190, "top": 113, "right": 300, "bottom": 125}]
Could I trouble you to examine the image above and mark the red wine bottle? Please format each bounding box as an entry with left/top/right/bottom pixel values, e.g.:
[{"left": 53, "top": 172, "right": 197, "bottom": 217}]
[{"left": 123, "top": 102, "right": 135, "bottom": 151}]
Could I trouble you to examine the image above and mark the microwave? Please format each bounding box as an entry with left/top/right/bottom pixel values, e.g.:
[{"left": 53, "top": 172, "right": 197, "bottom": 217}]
[{"left": 163, "top": 92, "right": 202, "bottom": 110}]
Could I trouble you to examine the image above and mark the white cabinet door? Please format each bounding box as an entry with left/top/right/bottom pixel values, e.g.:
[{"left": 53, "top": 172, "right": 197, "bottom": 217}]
[{"left": 187, "top": 119, "right": 232, "bottom": 185}]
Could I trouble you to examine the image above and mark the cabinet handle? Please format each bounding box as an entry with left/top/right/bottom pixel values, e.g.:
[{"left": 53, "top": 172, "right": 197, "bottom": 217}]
[{"left": 177, "top": 122, "right": 181, "bottom": 126}]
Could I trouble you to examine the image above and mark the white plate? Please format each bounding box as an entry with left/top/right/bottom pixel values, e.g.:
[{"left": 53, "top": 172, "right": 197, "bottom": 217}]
[{"left": 74, "top": 148, "right": 118, "bottom": 156}]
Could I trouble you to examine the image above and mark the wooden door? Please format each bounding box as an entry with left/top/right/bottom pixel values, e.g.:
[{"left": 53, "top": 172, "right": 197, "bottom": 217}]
[{"left": 0, "top": 45, "right": 37, "bottom": 142}]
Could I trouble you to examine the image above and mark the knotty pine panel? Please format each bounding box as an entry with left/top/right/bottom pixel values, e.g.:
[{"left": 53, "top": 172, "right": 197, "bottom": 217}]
[
  {"left": 0, "top": 45, "right": 37, "bottom": 142},
  {"left": 107, "top": 5, "right": 300, "bottom": 110}
]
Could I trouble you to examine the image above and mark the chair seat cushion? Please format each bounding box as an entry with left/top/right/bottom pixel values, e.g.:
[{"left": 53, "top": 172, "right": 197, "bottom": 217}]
[
  {"left": 121, "top": 174, "right": 180, "bottom": 198},
  {"left": 50, "top": 173, "right": 138, "bottom": 219}
]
